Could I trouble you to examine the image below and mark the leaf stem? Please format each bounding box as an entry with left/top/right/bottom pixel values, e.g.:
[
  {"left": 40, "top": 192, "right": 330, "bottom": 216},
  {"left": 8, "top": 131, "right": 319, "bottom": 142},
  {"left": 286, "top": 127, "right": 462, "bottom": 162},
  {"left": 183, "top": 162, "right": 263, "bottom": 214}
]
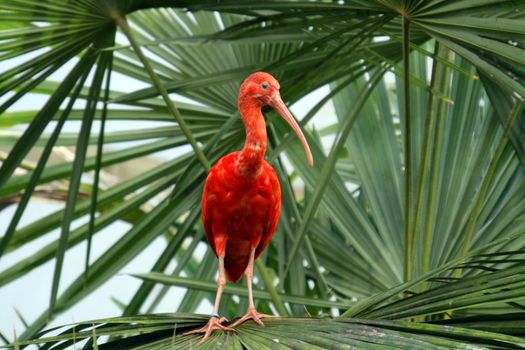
[
  {"left": 411, "top": 41, "right": 440, "bottom": 278},
  {"left": 255, "top": 260, "right": 289, "bottom": 316},
  {"left": 402, "top": 15, "right": 413, "bottom": 282},
  {"left": 85, "top": 51, "right": 113, "bottom": 284},
  {"left": 115, "top": 16, "right": 210, "bottom": 171},
  {"left": 422, "top": 47, "right": 451, "bottom": 275}
]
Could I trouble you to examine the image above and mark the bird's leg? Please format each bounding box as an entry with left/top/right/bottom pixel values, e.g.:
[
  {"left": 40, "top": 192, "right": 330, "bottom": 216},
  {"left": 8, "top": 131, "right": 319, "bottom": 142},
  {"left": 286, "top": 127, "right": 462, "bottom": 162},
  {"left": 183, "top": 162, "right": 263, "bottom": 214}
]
[
  {"left": 231, "top": 248, "right": 278, "bottom": 328},
  {"left": 184, "top": 255, "right": 235, "bottom": 343}
]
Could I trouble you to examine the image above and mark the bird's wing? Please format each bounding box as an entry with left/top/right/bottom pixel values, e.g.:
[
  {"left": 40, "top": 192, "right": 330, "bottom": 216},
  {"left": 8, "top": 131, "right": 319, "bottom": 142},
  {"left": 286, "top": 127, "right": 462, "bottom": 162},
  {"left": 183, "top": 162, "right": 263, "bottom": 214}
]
[
  {"left": 255, "top": 165, "right": 281, "bottom": 259},
  {"left": 202, "top": 170, "right": 217, "bottom": 256}
]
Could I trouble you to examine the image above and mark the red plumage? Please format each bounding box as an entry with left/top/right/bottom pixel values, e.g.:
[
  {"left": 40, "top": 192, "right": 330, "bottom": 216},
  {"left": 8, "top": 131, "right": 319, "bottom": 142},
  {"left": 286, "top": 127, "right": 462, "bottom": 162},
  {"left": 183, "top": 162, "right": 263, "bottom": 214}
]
[{"left": 202, "top": 152, "right": 281, "bottom": 282}]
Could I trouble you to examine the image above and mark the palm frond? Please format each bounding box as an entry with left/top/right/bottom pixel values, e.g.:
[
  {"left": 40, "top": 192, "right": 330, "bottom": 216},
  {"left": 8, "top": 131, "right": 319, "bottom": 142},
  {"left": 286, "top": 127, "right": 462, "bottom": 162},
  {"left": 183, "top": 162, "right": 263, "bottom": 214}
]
[{"left": 7, "top": 314, "right": 525, "bottom": 350}]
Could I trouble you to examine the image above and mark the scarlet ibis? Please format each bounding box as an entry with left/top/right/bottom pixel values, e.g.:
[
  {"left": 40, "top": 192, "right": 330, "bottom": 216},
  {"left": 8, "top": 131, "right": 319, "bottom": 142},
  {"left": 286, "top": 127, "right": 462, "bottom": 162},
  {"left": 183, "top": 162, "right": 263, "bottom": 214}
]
[{"left": 185, "top": 72, "right": 313, "bottom": 342}]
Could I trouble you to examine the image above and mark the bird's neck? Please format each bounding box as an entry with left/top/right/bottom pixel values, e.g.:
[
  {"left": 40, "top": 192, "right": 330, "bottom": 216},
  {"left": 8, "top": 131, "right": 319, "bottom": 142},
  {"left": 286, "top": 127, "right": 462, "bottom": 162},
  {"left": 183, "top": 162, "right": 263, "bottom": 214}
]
[{"left": 237, "top": 98, "right": 267, "bottom": 179}]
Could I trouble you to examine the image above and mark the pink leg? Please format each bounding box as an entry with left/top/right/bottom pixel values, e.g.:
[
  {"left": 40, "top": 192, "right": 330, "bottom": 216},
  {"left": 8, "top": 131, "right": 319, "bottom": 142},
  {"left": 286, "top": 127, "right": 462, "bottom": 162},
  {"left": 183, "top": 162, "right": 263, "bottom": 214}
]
[
  {"left": 230, "top": 248, "right": 278, "bottom": 328},
  {"left": 184, "top": 255, "right": 235, "bottom": 343}
]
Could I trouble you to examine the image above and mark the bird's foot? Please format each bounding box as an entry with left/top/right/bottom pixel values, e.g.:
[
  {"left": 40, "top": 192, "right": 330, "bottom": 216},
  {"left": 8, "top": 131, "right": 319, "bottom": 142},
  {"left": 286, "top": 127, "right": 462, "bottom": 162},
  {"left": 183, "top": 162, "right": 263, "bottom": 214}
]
[
  {"left": 230, "top": 308, "right": 278, "bottom": 328},
  {"left": 184, "top": 316, "right": 236, "bottom": 344}
]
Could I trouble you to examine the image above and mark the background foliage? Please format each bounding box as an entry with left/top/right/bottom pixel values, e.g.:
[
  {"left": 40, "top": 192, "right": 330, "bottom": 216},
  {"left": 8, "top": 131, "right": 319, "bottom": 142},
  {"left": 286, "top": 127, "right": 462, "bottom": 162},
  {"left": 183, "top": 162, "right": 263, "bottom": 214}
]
[{"left": 1, "top": 0, "right": 525, "bottom": 348}]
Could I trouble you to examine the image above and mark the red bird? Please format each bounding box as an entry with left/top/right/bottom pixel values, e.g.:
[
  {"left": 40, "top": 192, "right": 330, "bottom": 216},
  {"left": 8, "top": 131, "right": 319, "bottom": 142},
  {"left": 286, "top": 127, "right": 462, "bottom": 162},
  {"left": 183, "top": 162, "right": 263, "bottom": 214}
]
[{"left": 186, "top": 72, "right": 313, "bottom": 342}]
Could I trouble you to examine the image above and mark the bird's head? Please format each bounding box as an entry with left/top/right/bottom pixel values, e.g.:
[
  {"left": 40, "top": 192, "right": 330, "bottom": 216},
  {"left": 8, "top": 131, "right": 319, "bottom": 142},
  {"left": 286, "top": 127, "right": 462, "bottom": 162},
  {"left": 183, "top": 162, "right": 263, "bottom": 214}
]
[
  {"left": 239, "top": 72, "right": 314, "bottom": 167},
  {"left": 239, "top": 72, "right": 280, "bottom": 106}
]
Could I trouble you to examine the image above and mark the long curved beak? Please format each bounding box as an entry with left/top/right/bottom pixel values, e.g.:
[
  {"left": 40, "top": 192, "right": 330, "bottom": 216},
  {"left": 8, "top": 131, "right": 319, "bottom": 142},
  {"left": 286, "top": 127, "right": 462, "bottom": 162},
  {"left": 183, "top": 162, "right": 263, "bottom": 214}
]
[{"left": 269, "top": 93, "right": 314, "bottom": 167}]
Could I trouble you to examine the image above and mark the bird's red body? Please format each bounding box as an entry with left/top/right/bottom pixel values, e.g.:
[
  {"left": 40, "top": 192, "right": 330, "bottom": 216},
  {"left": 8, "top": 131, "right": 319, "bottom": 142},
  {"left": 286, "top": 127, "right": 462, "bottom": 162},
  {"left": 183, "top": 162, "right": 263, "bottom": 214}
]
[
  {"left": 202, "top": 152, "right": 280, "bottom": 282},
  {"left": 188, "top": 72, "right": 312, "bottom": 343}
]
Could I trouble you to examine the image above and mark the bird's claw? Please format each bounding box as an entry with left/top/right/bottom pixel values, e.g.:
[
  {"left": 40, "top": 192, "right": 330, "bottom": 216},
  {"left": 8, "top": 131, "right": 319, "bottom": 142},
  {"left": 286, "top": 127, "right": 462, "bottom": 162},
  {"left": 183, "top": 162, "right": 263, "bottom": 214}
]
[
  {"left": 217, "top": 316, "right": 229, "bottom": 324},
  {"left": 184, "top": 316, "right": 236, "bottom": 344},
  {"left": 230, "top": 308, "right": 278, "bottom": 328}
]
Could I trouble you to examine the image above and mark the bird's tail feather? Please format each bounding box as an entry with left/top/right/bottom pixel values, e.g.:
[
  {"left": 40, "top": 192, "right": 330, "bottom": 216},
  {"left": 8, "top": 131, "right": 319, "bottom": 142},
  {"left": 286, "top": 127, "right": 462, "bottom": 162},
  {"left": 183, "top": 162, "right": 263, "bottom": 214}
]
[
  {"left": 224, "top": 240, "right": 253, "bottom": 282},
  {"left": 224, "top": 253, "right": 250, "bottom": 282}
]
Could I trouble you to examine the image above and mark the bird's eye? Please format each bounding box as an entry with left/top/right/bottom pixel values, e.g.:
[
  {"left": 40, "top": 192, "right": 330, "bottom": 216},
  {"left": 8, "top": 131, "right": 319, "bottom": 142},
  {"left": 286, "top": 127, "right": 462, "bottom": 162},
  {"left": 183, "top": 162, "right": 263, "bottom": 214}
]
[{"left": 261, "top": 82, "right": 268, "bottom": 89}]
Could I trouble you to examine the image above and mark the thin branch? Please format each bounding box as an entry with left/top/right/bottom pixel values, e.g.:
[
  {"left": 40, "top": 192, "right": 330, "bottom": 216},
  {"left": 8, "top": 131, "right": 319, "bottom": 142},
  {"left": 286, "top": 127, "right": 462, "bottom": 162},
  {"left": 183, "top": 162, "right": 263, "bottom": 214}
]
[
  {"left": 402, "top": 15, "right": 413, "bottom": 282},
  {"left": 255, "top": 260, "right": 289, "bottom": 316}
]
